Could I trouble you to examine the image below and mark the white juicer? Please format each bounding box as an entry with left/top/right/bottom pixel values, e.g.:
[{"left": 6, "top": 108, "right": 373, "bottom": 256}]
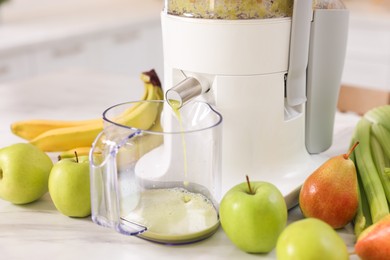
[{"left": 161, "top": 0, "right": 349, "bottom": 208}]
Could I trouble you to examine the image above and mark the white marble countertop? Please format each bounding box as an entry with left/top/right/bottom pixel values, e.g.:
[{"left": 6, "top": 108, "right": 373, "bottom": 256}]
[{"left": 0, "top": 69, "right": 361, "bottom": 259}]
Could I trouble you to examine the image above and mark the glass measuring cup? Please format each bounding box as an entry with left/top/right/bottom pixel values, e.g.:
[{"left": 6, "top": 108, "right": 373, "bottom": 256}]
[{"left": 89, "top": 100, "right": 222, "bottom": 244}]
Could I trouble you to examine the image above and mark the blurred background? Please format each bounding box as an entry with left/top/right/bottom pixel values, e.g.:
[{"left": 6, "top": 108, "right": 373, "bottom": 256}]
[
  {"left": 0, "top": 0, "right": 389, "bottom": 114},
  {"left": 0, "top": 0, "right": 164, "bottom": 81}
]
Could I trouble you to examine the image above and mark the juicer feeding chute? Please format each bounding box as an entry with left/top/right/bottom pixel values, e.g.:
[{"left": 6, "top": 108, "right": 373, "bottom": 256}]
[{"left": 161, "top": 0, "right": 349, "bottom": 207}]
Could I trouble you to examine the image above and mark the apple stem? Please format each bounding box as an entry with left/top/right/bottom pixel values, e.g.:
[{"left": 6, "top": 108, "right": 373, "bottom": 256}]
[
  {"left": 74, "top": 151, "right": 79, "bottom": 163},
  {"left": 344, "top": 141, "right": 359, "bottom": 159},
  {"left": 57, "top": 155, "right": 62, "bottom": 161},
  {"left": 246, "top": 175, "right": 254, "bottom": 195}
]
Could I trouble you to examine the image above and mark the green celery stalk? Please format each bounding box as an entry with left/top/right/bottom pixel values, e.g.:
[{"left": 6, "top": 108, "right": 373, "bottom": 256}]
[
  {"left": 364, "top": 105, "right": 390, "bottom": 132},
  {"left": 352, "top": 148, "right": 373, "bottom": 237},
  {"left": 354, "top": 118, "right": 389, "bottom": 223},
  {"left": 370, "top": 134, "right": 390, "bottom": 204},
  {"left": 371, "top": 123, "right": 390, "bottom": 160}
]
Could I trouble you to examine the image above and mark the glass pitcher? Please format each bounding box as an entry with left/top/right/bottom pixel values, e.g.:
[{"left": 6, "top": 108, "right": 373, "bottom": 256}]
[{"left": 89, "top": 100, "right": 222, "bottom": 244}]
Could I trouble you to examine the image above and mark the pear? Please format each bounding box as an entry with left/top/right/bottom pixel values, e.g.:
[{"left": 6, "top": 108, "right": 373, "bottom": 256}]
[
  {"left": 355, "top": 214, "right": 390, "bottom": 260},
  {"left": 299, "top": 142, "right": 359, "bottom": 229}
]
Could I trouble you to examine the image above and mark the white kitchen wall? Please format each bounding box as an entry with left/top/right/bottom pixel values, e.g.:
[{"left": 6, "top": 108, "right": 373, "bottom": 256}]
[
  {"left": 1, "top": 0, "right": 154, "bottom": 22},
  {"left": 1, "top": 0, "right": 389, "bottom": 91},
  {"left": 342, "top": 0, "right": 390, "bottom": 91},
  {"left": 0, "top": 0, "right": 164, "bottom": 83}
]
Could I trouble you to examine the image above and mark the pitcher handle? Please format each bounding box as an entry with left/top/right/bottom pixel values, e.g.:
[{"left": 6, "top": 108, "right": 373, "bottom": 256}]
[{"left": 89, "top": 130, "right": 147, "bottom": 235}]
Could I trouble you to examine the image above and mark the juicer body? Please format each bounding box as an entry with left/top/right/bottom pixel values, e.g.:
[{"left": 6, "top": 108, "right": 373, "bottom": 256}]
[{"left": 161, "top": 7, "right": 349, "bottom": 207}]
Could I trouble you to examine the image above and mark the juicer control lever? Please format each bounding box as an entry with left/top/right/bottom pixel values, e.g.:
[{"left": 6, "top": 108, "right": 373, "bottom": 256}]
[
  {"left": 166, "top": 77, "right": 206, "bottom": 108},
  {"left": 286, "top": 0, "right": 313, "bottom": 107}
]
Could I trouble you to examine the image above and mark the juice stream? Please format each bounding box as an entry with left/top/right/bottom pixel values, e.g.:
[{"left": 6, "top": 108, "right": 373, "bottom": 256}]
[{"left": 169, "top": 99, "right": 189, "bottom": 186}]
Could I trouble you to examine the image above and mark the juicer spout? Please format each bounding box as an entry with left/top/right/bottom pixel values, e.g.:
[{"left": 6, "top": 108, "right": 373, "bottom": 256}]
[{"left": 166, "top": 76, "right": 209, "bottom": 108}]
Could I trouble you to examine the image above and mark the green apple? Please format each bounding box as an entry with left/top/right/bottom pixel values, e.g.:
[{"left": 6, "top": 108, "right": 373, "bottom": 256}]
[
  {"left": 0, "top": 143, "right": 53, "bottom": 204},
  {"left": 49, "top": 155, "right": 91, "bottom": 217},
  {"left": 276, "top": 218, "right": 349, "bottom": 260},
  {"left": 219, "top": 177, "right": 287, "bottom": 253}
]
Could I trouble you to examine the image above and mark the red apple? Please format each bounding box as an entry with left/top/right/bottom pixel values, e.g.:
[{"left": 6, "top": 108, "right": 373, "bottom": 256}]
[{"left": 355, "top": 214, "right": 390, "bottom": 260}]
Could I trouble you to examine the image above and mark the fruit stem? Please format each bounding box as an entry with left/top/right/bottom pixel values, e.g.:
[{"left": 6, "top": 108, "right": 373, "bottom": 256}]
[
  {"left": 142, "top": 69, "right": 161, "bottom": 88},
  {"left": 246, "top": 175, "right": 254, "bottom": 195},
  {"left": 344, "top": 141, "right": 359, "bottom": 159},
  {"left": 74, "top": 151, "right": 79, "bottom": 163}
]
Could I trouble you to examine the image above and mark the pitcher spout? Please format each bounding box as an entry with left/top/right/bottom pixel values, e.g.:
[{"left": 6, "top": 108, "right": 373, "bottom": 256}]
[{"left": 89, "top": 130, "right": 147, "bottom": 236}]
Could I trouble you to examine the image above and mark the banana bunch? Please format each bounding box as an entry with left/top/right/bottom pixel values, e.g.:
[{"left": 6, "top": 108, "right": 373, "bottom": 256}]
[
  {"left": 11, "top": 69, "right": 164, "bottom": 154},
  {"left": 351, "top": 105, "right": 390, "bottom": 237}
]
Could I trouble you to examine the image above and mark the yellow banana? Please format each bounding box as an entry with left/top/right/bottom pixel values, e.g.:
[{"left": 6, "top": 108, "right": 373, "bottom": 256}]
[
  {"left": 30, "top": 70, "right": 163, "bottom": 152},
  {"left": 11, "top": 119, "right": 100, "bottom": 141},
  {"left": 10, "top": 70, "right": 153, "bottom": 141},
  {"left": 59, "top": 147, "right": 92, "bottom": 159},
  {"left": 113, "top": 84, "right": 161, "bottom": 128},
  {"left": 30, "top": 123, "right": 102, "bottom": 152},
  {"left": 117, "top": 109, "right": 164, "bottom": 171}
]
